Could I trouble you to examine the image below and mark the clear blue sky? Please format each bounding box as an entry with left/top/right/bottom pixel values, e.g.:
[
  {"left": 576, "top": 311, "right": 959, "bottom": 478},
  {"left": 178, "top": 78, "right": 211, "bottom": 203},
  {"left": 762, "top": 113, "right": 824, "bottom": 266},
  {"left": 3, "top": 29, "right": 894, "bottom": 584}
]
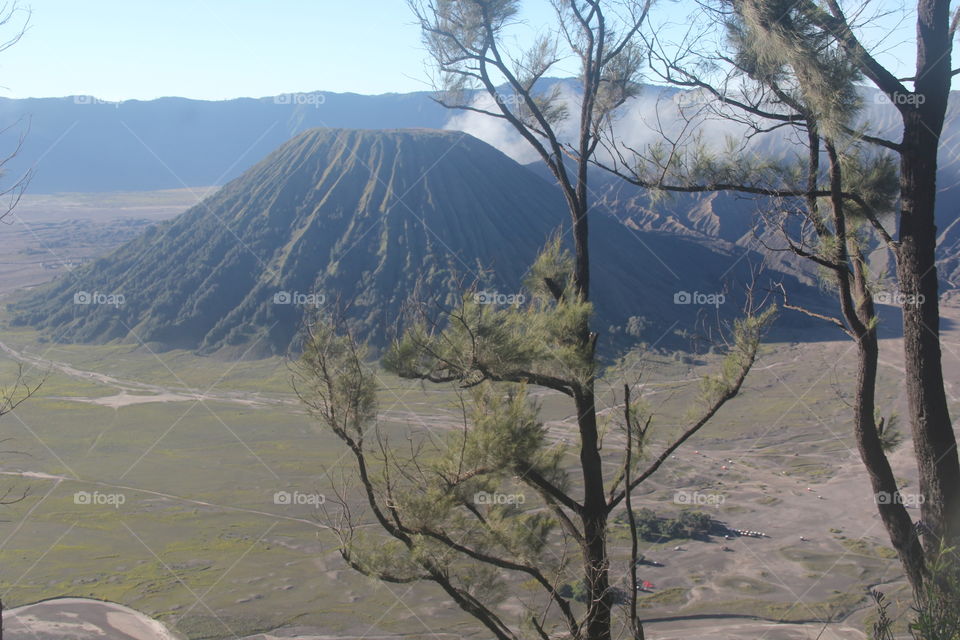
[{"left": 0, "top": 0, "right": 923, "bottom": 101}]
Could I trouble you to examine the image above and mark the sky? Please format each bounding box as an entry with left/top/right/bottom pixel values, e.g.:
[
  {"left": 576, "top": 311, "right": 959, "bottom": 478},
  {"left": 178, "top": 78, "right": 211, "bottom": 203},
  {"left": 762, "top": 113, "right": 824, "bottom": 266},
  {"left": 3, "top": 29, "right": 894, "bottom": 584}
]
[{"left": 0, "top": 0, "right": 925, "bottom": 102}]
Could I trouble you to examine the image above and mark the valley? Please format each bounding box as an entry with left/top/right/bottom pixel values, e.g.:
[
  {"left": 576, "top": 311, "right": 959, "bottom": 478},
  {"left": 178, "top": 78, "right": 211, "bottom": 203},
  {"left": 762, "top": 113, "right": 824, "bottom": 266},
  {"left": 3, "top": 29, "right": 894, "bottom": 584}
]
[
  {"left": 1, "top": 0, "right": 958, "bottom": 637},
  {"left": 0, "top": 190, "right": 956, "bottom": 638},
  {"left": 0, "top": 189, "right": 217, "bottom": 297}
]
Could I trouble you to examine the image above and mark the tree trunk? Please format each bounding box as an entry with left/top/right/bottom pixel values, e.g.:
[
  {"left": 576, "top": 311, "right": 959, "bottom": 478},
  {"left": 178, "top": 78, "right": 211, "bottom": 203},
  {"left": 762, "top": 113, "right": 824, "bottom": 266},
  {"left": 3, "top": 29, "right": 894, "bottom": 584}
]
[
  {"left": 576, "top": 385, "right": 613, "bottom": 640},
  {"left": 571, "top": 198, "right": 591, "bottom": 302},
  {"left": 897, "top": 0, "right": 960, "bottom": 548},
  {"left": 567, "top": 157, "right": 609, "bottom": 640},
  {"left": 852, "top": 325, "right": 928, "bottom": 592},
  {"left": 827, "top": 139, "right": 932, "bottom": 597},
  {"left": 897, "top": 144, "right": 960, "bottom": 551}
]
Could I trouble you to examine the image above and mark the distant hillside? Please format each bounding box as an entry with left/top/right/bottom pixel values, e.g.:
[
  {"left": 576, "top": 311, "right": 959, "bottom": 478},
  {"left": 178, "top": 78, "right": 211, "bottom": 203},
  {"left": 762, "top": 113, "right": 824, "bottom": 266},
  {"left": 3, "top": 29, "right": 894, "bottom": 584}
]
[
  {"left": 0, "top": 91, "right": 449, "bottom": 193},
  {"left": 10, "top": 128, "right": 817, "bottom": 356}
]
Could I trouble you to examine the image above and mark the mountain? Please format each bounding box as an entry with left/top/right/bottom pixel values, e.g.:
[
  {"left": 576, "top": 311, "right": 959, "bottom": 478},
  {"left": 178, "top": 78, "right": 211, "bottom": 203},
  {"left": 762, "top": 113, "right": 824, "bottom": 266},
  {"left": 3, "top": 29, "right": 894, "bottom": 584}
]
[
  {"left": 10, "top": 128, "right": 817, "bottom": 356},
  {"left": 0, "top": 91, "right": 449, "bottom": 193},
  {"left": 4, "top": 84, "right": 957, "bottom": 288}
]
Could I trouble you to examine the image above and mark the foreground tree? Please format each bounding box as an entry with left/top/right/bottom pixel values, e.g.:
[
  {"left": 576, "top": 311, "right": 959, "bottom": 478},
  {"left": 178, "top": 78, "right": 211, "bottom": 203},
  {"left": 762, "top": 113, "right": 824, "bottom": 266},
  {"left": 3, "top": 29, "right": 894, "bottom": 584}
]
[
  {"left": 407, "top": 3, "right": 649, "bottom": 637},
  {"left": 296, "top": 262, "right": 773, "bottom": 640},
  {"left": 727, "top": 0, "right": 960, "bottom": 552},
  {"left": 600, "top": 0, "right": 959, "bottom": 629},
  {"left": 294, "top": 2, "right": 775, "bottom": 639},
  {"left": 0, "top": 4, "right": 32, "bottom": 636},
  {"left": 734, "top": 0, "right": 960, "bottom": 579},
  {"left": 0, "top": 365, "right": 41, "bottom": 634},
  {"left": 0, "top": 1, "right": 29, "bottom": 222}
]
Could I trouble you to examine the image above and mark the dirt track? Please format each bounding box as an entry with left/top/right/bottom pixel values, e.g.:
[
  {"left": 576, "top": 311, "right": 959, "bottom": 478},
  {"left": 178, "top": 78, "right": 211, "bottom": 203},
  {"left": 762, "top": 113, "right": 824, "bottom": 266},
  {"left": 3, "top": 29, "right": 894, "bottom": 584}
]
[{"left": 5, "top": 598, "right": 866, "bottom": 640}]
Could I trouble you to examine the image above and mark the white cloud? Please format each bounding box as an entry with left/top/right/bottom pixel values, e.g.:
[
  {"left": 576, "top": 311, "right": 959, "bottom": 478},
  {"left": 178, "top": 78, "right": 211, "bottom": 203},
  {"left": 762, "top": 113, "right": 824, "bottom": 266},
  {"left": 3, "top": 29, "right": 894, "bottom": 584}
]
[{"left": 443, "top": 84, "right": 788, "bottom": 167}]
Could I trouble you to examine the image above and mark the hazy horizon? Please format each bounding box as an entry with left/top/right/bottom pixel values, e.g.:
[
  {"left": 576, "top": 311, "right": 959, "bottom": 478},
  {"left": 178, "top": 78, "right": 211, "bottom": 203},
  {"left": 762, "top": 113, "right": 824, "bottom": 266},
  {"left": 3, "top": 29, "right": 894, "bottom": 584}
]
[{"left": 2, "top": 0, "right": 926, "bottom": 101}]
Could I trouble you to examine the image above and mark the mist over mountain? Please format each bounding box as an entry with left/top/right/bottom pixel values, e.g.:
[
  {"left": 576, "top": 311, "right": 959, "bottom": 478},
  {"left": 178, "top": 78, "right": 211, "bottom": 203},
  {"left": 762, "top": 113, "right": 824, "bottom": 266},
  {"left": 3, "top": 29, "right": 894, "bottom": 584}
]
[
  {"left": 11, "top": 128, "right": 820, "bottom": 356},
  {"left": 511, "top": 85, "right": 960, "bottom": 288}
]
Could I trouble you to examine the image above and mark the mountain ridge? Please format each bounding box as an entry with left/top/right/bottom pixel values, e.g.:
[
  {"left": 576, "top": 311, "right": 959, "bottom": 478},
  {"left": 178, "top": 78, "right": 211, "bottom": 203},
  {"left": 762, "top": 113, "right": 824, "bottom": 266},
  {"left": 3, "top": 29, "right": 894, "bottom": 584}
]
[{"left": 11, "top": 127, "right": 817, "bottom": 356}]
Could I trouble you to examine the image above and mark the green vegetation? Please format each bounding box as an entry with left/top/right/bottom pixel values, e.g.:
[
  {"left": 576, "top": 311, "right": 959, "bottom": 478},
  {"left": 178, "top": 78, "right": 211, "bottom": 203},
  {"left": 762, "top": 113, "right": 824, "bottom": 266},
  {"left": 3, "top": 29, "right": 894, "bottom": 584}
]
[
  {"left": 616, "top": 508, "right": 715, "bottom": 542},
  {"left": 0, "top": 317, "right": 910, "bottom": 638},
  {"left": 635, "top": 587, "right": 689, "bottom": 608},
  {"left": 836, "top": 536, "right": 898, "bottom": 560}
]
